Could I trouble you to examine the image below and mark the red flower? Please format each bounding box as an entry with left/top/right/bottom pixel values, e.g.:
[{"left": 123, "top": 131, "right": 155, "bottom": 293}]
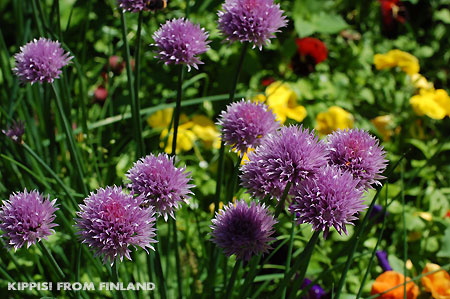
[
  {"left": 379, "top": 0, "right": 406, "bottom": 28},
  {"left": 94, "top": 85, "right": 108, "bottom": 102},
  {"left": 295, "top": 37, "right": 327, "bottom": 65}
]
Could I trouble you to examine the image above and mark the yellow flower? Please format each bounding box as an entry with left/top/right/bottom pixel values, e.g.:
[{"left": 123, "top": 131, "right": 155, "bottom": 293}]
[
  {"left": 147, "top": 107, "right": 174, "bottom": 129},
  {"left": 374, "top": 49, "right": 420, "bottom": 75},
  {"left": 421, "top": 263, "right": 450, "bottom": 299},
  {"left": 316, "top": 106, "right": 354, "bottom": 135},
  {"left": 260, "top": 81, "right": 307, "bottom": 124},
  {"left": 410, "top": 73, "right": 433, "bottom": 90},
  {"left": 160, "top": 122, "right": 196, "bottom": 154},
  {"left": 191, "top": 115, "right": 221, "bottom": 149},
  {"left": 371, "top": 115, "right": 394, "bottom": 141},
  {"left": 410, "top": 89, "right": 450, "bottom": 120},
  {"left": 240, "top": 148, "right": 255, "bottom": 165}
]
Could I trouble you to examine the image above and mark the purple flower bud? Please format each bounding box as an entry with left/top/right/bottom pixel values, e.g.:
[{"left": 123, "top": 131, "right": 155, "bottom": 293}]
[{"left": 376, "top": 250, "right": 392, "bottom": 272}]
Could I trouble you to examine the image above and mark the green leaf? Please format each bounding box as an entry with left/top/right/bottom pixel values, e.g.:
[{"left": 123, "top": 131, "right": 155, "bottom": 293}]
[
  {"left": 294, "top": 18, "right": 316, "bottom": 37},
  {"left": 435, "top": 9, "right": 450, "bottom": 24},
  {"left": 437, "top": 227, "right": 450, "bottom": 258},
  {"left": 310, "top": 13, "right": 348, "bottom": 34}
]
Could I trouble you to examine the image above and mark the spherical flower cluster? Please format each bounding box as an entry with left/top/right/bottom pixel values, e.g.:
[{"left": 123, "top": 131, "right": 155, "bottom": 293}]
[
  {"left": 210, "top": 199, "right": 277, "bottom": 261},
  {"left": 289, "top": 165, "right": 365, "bottom": 238},
  {"left": 13, "top": 38, "right": 73, "bottom": 84},
  {"left": 2, "top": 120, "right": 25, "bottom": 144},
  {"left": 218, "top": 0, "right": 287, "bottom": 50},
  {"left": 0, "top": 189, "right": 58, "bottom": 251},
  {"left": 116, "top": 0, "right": 166, "bottom": 12},
  {"left": 75, "top": 186, "right": 157, "bottom": 265},
  {"left": 126, "top": 154, "right": 194, "bottom": 221},
  {"left": 326, "top": 129, "right": 388, "bottom": 190},
  {"left": 241, "top": 125, "right": 328, "bottom": 200},
  {"left": 152, "top": 18, "right": 210, "bottom": 71},
  {"left": 116, "top": 0, "right": 147, "bottom": 12},
  {"left": 217, "top": 99, "right": 279, "bottom": 155}
]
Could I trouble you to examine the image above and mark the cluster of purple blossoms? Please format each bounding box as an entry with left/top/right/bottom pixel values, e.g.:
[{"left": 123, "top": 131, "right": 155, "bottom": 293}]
[
  {"left": 217, "top": 99, "right": 279, "bottom": 156},
  {"left": 240, "top": 125, "right": 328, "bottom": 200},
  {"left": 210, "top": 199, "right": 277, "bottom": 261},
  {"left": 218, "top": 0, "right": 288, "bottom": 50},
  {"left": 0, "top": 189, "right": 58, "bottom": 251},
  {"left": 152, "top": 18, "right": 210, "bottom": 71},
  {"left": 75, "top": 186, "right": 157, "bottom": 265},
  {"left": 289, "top": 165, "right": 366, "bottom": 238},
  {"left": 326, "top": 129, "right": 387, "bottom": 190},
  {"left": 126, "top": 153, "right": 194, "bottom": 221},
  {"left": 2, "top": 120, "right": 25, "bottom": 144},
  {"left": 116, "top": 0, "right": 148, "bottom": 12},
  {"left": 13, "top": 38, "right": 73, "bottom": 84}
]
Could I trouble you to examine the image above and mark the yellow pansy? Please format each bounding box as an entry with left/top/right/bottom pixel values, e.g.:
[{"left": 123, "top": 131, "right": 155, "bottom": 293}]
[
  {"left": 191, "top": 115, "right": 221, "bottom": 149},
  {"left": 316, "top": 106, "right": 354, "bottom": 135},
  {"left": 410, "top": 89, "right": 450, "bottom": 120},
  {"left": 160, "top": 122, "right": 196, "bottom": 154},
  {"left": 410, "top": 73, "right": 433, "bottom": 90},
  {"left": 371, "top": 115, "right": 394, "bottom": 141},
  {"left": 374, "top": 49, "right": 420, "bottom": 75},
  {"left": 259, "top": 81, "right": 307, "bottom": 124},
  {"left": 147, "top": 107, "right": 190, "bottom": 129},
  {"left": 421, "top": 263, "right": 450, "bottom": 299}
]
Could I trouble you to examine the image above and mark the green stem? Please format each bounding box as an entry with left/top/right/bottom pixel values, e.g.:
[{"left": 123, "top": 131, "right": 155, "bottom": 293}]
[
  {"left": 356, "top": 184, "right": 389, "bottom": 299},
  {"left": 38, "top": 242, "right": 65, "bottom": 280},
  {"left": 120, "top": 10, "right": 144, "bottom": 158},
  {"left": 171, "top": 64, "right": 185, "bottom": 156},
  {"left": 282, "top": 216, "right": 296, "bottom": 298},
  {"left": 22, "top": 143, "right": 77, "bottom": 208},
  {"left": 111, "top": 263, "right": 124, "bottom": 299},
  {"left": 401, "top": 163, "right": 407, "bottom": 299},
  {"left": 213, "top": 140, "right": 226, "bottom": 214},
  {"left": 288, "top": 231, "right": 320, "bottom": 299},
  {"left": 51, "top": 83, "right": 88, "bottom": 195},
  {"left": 134, "top": 10, "right": 143, "bottom": 146},
  {"left": 274, "top": 182, "right": 292, "bottom": 218},
  {"left": 154, "top": 250, "right": 167, "bottom": 299},
  {"left": 225, "top": 156, "right": 243, "bottom": 204},
  {"left": 172, "top": 217, "right": 183, "bottom": 298},
  {"left": 334, "top": 154, "right": 406, "bottom": 299},
  {"left": 76, "top": 245, "right": 82, "bottom": 299},
  {"left": 238, "top": 255, "right": 261, "bottom": 298},
  {"left": 223, "top": 259, "right": 241, "bottom": 299},
  {"left": 274, "top": 230, "right": 321, "bottom": 298}
]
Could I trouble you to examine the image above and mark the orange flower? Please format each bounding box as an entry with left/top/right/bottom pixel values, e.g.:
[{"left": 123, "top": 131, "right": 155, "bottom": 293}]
[
  {"left": 371, "top": 271, "right": 419, "bottom": 299},
  {"left": 421, "top": 263, "right": 450, "bottom": 299}
]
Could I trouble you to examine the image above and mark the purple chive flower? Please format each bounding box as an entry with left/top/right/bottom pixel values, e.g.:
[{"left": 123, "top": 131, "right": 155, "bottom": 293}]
[
  {"left": 326, "top": 129, "right": 388, "bottom": 190},
  {"left": 217, "top": 99, "right": 279, "bottom": 156},
  {"left": 240, "top": 125, "right": 328, "bottom": 200},
  {"left": 289, "top": 165, "right": 366, "bottom": 238},
  {"left": 0, "top": 189, "right": 58, "bottom": 251},
  {"left": 117, "top": 0, "right": 147, "bottom": 12},
  {"left": 75, "top": 186, "right": 157, "bottom": 265},
  {"left": 13, "top": 38, "right": 73, "bottom": 84},
  {"left": 218, "top": 0, "right": 288, "bottom": 50},
  {"left": 210, "top": 199, "right": 277, "bottom": 261},
  {"left": 301, "top": 278, "right": 326, "bottom": 299},
  {"left": 376, "top": 250, "right": 392, "bottom": 272},
  {"left": 152, "top": 18, "right": 210, "bottom": 71},
  {"left": 2, "top": 120, "right": 25, "bottom": 144},
  {"left": 126, "top": 154, "right": 194, "bottom": 221}
]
